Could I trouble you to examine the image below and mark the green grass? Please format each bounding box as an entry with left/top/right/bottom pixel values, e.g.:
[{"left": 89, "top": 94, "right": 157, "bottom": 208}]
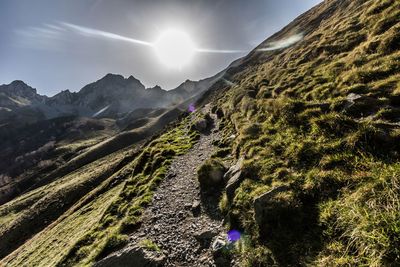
[
  {"left": 0, "top": 114, "right": 200, "bottom": 267},
  {"left": 1, "top": 0, "right": 399, "bottom": 266},
  {"left": 2, "top": 183, "right": 123, "bottom": 267},
  {"left": 206, "top": 0, "right": 400, "bottom": 265},
  {"left": 56, "top": 117, "right": 199, "bottom": 266},
  {"left": 318, "top": 164, "right": 400, "bottom": 266},
  {"left": 139, "top": 239, "right": 161, "bottom": 252},
  {"left": 0, "top": 148, "right": 128, "bottom": 260}
]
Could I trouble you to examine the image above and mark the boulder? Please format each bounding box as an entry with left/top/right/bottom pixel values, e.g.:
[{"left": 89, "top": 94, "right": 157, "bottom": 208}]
[
  {"left": 225, "top": 171, "right": 244, "bottom": 201},
  {"left": 95, "top": 245, "right": 165, "bottom": 267},
  {"left": 223, "top": 157, "right": 245, "bottom": 201},
  {"left": 211, "top": 235, "right": 226, "bottom": 251},
  {"left": 193, "top": 113, "right": 213, "bottom": 133},
  {"left": 211, "top": 235, "right": 231, "bottom": 267},
  {"left": 223, "top": 157, "right": 244, "bottom": 183},
  {"left": 343, "top": 93, "right": 380, "bottom": 117},
  {"left": 191, "top": 200, "right": 201, "bottom": 216},
  {"left": 194, "top": 118, "right": 208, "bottom": 132},
  {"left": 253, "top": 185, "right": 290, "bottom": 227},
  {"left": 195, "top": 229, "right": 219, "bottom": 247},
  {"left": 197, "top": 159, "right": 226, "bottom": 189}
]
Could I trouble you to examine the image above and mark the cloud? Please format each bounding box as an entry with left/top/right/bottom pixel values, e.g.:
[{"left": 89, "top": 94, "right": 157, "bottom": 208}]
[
  {"left": 15, "top": 26, "right": 62, "bottom": 39},
  {"left": 16, "top": 22, "right": 249, "bottom": 54},
  {"left": 257, "top": 33, "right": 303, "bottom": 51},
  {"left": 197, "top": 33, "right": 304, "bottom": 54},
  {"left": 14, "top": 25, "right": 65, "bottom": 51},
  {"left": 196, "top": 48, "right": 247, "bottom": 54},
  {"left": 15, "top": 22, "right": 153, "bottom": 50},
  {"left": 60, "top": 22, "right": 152, "bottom": 46}
]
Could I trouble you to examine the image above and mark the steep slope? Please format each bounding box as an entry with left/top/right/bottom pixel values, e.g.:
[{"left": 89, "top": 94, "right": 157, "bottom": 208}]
[
  {"left": 0, "top": 80, "right": 47, "bottom": 126},
  {"left": 0, "top": 0, "right": 399, "bottom": 266},
  {"left": 200, "top": 0, "right": 400, "bottom": 265},
  {"left": 0, "top": 72, "right": 221, "bottom": 123},
  {"left": 0, "top": 80, "right": 46, "bottom": 108},
  {"left": 0, "top": 72, "right": 222, "bottom": 204},
  {"left": 0, "top": 116, "right": 119, "bottom": 204}
]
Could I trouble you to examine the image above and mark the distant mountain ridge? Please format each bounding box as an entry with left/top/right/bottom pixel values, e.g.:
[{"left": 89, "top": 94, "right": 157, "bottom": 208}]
[
  {"left": 0, "top": 70, "right": 224, "bottom": 205},
  {"left": 0, "top": 73, "right": 220, "bottom": 126}
]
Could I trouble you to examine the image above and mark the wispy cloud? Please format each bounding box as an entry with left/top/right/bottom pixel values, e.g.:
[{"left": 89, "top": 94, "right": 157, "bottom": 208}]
[
  {"left": 60, "top": 22, "right": 153, "bottom": 46},
  {"left": 15, "top": 22, "right": 153, "bottom": 50},
  {"left": 196, "top": 48, "right": 247, "bottom": 54},
  {"left": 15, "top": 22, "right": 303, "bottom": 55},
  {"left": 16, "top": 22, "right": 248, "bottom": 54},
  {"left": 15, "top": 26, "right": 62, "bottom": 39},
  {"left": 257, "top": 33, "right": 303, "bottom": 51},
  {"left": 197, "top": 33, "right": 304, "bottom": 54},
  {"left": 14, "top": 25, "right": 65, "bottom": 51}
]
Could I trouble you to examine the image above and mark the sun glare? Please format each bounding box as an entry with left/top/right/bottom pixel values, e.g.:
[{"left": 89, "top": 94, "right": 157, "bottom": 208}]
[{"left": 154, "top": 29, "right": 196, "bottom": 69}]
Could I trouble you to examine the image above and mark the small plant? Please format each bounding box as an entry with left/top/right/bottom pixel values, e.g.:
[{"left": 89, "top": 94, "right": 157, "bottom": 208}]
[
  {"left": 139, "top": 239, "right": 161, "bottom": 252},
  {"left": 197, "top": 158, "right": 227, "bottom": 189},
  {"left": 99, "top": 233, "right": 128, "bottom": 258}
]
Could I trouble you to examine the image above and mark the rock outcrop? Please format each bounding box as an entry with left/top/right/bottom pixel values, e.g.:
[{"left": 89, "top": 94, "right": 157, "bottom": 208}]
[
  {"left": 254, "top": 185, "right": 291, "bottom": 227},
  {"left": 223, "top": 157, "right": 245, "bottom": 201},
  {"left": 95, "top": 246, "right": 165, "bottom": 267}
]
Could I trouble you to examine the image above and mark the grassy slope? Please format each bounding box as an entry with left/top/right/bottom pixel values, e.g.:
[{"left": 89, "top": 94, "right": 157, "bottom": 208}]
[
  {"left": 2, "top": 184, "right": 123, "bottom": 266},
  {"left": 1, "top": 0, "right": 399, "bottom": 266},
  {"left": 0, "top": 114, "right": 200, "bottom": 266},
  {"left": 206, "top": 0, "right": 400, "bottom": 265},
  {"left": 56, "top": 119, "right": 199, "bottom": 266},
  {"left": 0, "top": 145, "right": 130, "bottom": 259}
]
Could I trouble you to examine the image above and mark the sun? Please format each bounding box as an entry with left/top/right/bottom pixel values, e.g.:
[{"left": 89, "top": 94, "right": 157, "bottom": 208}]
[{"left": 154, "top": 29, "right": 196, "bottom": 69}]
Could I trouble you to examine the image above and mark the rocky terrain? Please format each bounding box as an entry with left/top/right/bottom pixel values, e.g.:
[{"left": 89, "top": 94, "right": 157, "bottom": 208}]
[
  {"left": 0, "top": 72, "right": 221, "bottom": 204},
  {"left": 0, "top": 0, "right": 399, "bottom": 266},
  {"left": 0, "top": 72, "right": 220, "bottom": 124},
  {"left": 97, "top": 108, "right": 226, "bottom": 266}
]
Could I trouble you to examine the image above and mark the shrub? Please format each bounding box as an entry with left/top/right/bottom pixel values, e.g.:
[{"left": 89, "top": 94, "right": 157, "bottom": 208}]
[
  {"left": 139, "top": 239, "right": 161, "bottom": 252},
  {"left": 197, "top": 159, "right": 227, "bottom": 189}
]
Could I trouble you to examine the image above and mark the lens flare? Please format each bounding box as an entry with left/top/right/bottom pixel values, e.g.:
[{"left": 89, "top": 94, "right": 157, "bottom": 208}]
[
  {"left": 188, "top": 103, "right": 195, "bottom": 113},
  {"left": 227, "top": 229, "right": 241, "bottom": 242}
]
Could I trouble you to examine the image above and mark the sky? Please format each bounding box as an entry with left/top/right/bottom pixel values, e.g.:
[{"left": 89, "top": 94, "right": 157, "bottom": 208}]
[{"left": 0, "top": 0, "right": 322, "bottom": 96}]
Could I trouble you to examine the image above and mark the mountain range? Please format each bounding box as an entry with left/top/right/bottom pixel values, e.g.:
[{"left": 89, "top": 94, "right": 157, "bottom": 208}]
[
  {"left": 0, "top": 0, "right": 399, "bottom": 266},
  {"left": 0, "top": 73, "right": 218, "bottom": 127},
  {"left": 0, "top": 71, "right": 223, "bottom": 205}
]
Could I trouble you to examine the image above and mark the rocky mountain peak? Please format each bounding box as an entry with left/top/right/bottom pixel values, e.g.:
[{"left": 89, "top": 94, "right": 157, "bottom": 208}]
[
  {"left": 127, "top": 75, "right": 142, "bottom": 84},
  {"left": 1, "top": 80, "right": 38, "bottom": 97},
  {"left": 49, "top": 89, "right": 76, "bottom": 105},
  {"left": 148, "top": 85, "right": 163, "bottom": 92},
  {"left": 102, "top": 73, "right": 125, "bottom": 81}
]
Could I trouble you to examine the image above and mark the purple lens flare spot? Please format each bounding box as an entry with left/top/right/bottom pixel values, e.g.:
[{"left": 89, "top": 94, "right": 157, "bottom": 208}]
[
  {"left": 227, "top": 229, "right": 241, "bottom": 242},
  {"left": 188, "top": 103, "right": 195, "bottom": 113}
]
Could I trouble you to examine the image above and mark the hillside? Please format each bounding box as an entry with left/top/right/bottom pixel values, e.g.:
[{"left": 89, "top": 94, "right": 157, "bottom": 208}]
[
  {"left": 0, "top": 72, "right": 221, "bottom": 204},
  {"left": 0, "top": 73, "right": 219, "bottom": 124},
  {"left": 1, "top": 0, "right": 400, "bottom": 266}
]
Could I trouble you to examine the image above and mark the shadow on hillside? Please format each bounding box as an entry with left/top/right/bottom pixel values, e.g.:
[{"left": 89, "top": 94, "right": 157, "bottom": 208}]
[
  {"left": 199, "top": 189, "right": 224, "bottom": 221},
  {"left": 258, "top": 194, "right": 323, "bottom": 266},
  {"left": 198, "top": 117, "right": 224, "bottom": 221}
]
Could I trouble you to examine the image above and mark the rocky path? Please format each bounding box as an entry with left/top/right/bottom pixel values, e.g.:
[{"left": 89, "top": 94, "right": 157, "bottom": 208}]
[
  {"left": 95, "top": 109, "right": 234, "bottom": 267},
  {"left": 128, "top": 123, "right": 224, "bottom": 266}
]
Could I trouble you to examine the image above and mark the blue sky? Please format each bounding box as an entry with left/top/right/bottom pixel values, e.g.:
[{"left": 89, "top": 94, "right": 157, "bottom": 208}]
[{"left": 0, "top": 0, "right": 322, "bottom": 95}]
